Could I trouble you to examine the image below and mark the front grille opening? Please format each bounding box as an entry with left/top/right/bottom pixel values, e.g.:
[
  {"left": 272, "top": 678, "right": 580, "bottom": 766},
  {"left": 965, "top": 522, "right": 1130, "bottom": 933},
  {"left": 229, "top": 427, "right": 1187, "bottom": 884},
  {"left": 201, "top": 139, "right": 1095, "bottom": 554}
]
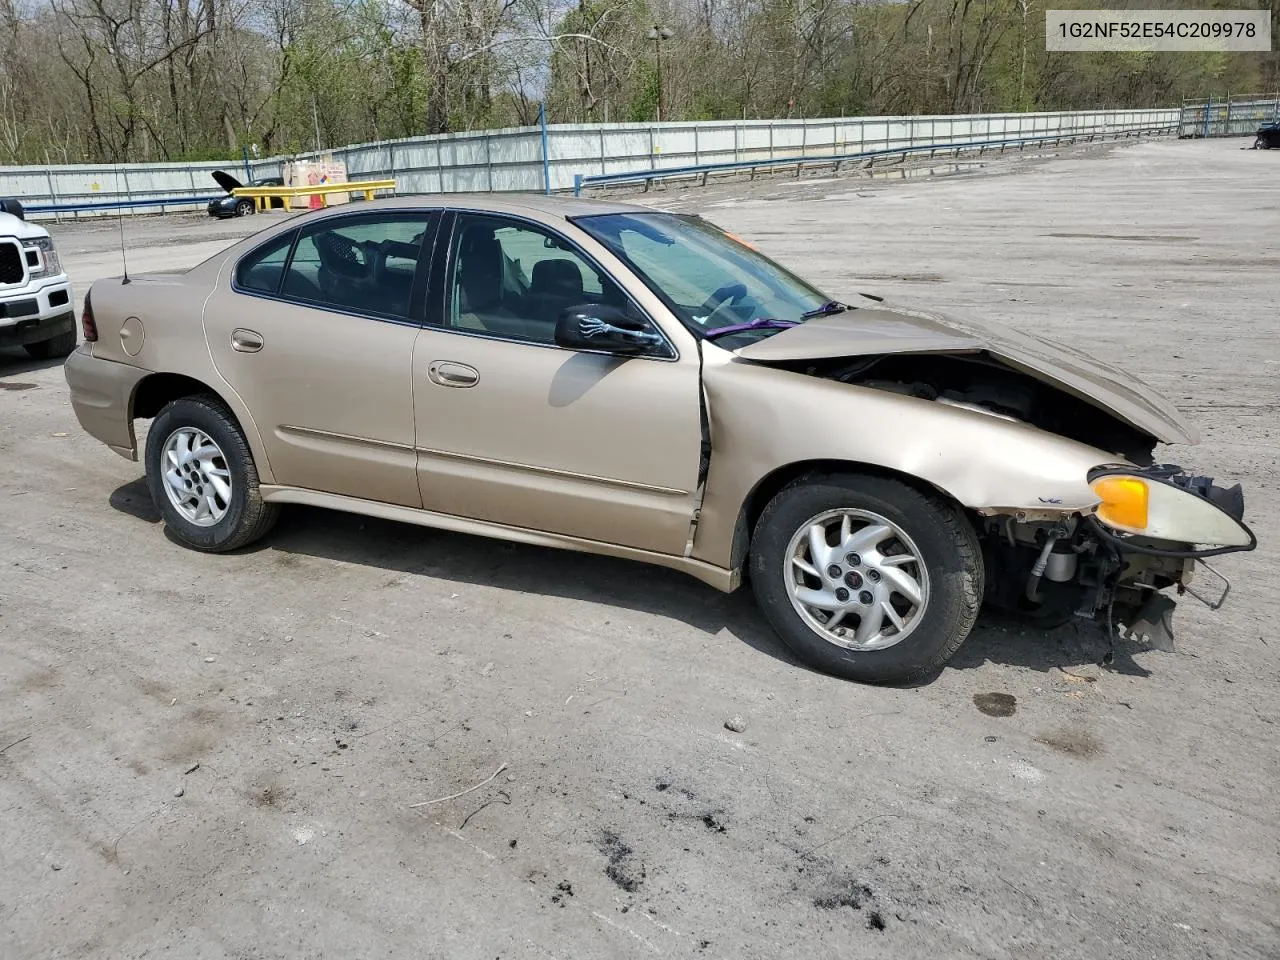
[{"left": 0, "top": 242, "right": 23, "bottom": 284}]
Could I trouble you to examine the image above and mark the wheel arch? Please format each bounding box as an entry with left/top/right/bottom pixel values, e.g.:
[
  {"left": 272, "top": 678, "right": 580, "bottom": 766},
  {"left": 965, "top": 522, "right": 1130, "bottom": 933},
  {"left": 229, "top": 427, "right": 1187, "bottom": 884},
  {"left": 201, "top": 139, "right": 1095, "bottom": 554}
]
[
  {"left": 132, "top": 372, "right": 222, "bottom": 420},
  {"left": 129, "top": 372, "right": 275, "bottom": 482},
  {"left": 728, "top": 458, "right": 962, "bottom": 571}
]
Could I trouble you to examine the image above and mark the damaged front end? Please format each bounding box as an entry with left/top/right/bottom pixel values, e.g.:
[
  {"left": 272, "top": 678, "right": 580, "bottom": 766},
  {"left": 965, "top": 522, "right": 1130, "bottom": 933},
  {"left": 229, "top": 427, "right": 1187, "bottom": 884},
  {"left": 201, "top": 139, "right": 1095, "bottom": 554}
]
[{"left": 981, "top": 464, "right": 1256, "bottom": 650}]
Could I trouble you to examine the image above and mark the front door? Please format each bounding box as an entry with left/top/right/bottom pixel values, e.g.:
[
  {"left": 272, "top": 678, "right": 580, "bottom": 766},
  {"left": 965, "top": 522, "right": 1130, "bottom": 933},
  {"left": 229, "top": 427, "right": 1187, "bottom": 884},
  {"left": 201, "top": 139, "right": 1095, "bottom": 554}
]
[
  {"left": 411, "top": 212, "right": 703, "bottom": 556},
  {"left": 204, "top": 210, "right": 439, "bottom": 507}
]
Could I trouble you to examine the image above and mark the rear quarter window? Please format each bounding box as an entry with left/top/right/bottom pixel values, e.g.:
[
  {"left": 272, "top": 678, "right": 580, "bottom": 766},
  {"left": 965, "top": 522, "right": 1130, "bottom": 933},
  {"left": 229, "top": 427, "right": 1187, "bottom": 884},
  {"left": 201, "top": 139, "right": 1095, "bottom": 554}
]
[{"left": 234, "top": 232, "right": 295, "bottom": 294}]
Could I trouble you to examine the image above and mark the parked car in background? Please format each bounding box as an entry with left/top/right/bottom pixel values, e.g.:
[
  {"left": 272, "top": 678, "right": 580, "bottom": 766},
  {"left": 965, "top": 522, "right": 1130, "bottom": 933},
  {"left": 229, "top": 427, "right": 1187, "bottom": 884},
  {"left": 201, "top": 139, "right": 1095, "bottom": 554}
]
[
  {"left": 63, "top": 195, "right": 1255, "bottom": 684},
  {"left": 208, "top": 171, "right": 286, "bottom": 218},
  {"left": 0, "top": 197, "right": 76, "bottom": 358},
  {"left": 1254, "top": 121, "right": 1280, "bottom": 149}
]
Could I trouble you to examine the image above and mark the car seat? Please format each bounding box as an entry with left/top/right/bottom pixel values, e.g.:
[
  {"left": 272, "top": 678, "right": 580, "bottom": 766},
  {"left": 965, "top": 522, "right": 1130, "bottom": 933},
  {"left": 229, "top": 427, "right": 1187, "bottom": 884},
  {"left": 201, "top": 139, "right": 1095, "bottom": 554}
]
[
  {"left": 315, "top": 230, "right": 369, "bottom": 308},
  {"left": 527, "top": 259, "right": 585, "bottom": 326}
]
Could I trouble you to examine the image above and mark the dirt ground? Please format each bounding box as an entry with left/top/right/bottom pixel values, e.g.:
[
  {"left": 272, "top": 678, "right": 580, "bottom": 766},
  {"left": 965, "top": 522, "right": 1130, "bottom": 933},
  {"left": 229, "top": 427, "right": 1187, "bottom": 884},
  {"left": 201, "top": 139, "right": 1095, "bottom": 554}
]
[{"left": 2, "top": 137, "right": 1277, "bottom": 960}]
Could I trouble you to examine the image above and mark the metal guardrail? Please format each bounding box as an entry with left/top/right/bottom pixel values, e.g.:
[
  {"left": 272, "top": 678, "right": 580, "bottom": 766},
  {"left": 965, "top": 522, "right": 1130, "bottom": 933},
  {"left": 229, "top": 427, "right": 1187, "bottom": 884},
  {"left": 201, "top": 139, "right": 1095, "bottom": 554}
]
[
  {"left": 1179, "top": 94, "right": 1280, "bottom": 139},
  {"left": 23, "top": 179, "right": 396, "bottom": 217},
  {"left": 573, "top": 124, "right": 1179, "bottom": 196},
  {"left": 4, "top": 107, "right": 1180, "bottom": 217},
  {"left": 24, "top": 194, "right": 220, "bottom": 215}
]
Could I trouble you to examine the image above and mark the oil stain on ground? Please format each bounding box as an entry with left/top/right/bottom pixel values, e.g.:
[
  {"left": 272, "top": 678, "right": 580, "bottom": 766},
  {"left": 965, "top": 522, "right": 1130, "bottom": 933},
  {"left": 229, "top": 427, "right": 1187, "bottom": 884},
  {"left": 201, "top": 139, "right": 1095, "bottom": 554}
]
[
  {"left": 1035, "top": 729, "right": 1101, "bottom": 758},
  {"left": 0, "top": 382, "right": 36, "bottom": 391},
  {"left": 813, "top": 880, "right": 887, "bottom": 932},
  {"left": 973, "top": 692, "right": 1017, "bottom": 717},
  {"left": 598, "top": 830, "right": 645, "bottom": 893}
]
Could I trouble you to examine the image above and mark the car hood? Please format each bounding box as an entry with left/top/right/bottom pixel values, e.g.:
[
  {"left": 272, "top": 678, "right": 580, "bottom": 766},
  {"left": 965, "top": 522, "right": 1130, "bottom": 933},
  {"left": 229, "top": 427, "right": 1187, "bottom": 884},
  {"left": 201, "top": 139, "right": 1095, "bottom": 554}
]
[
  {"left": 733, "top": 304, "right": 1198, "bottom": 445},
  {"left": 212, "top": 170, "right": 244, "bottom": 194},
  {"left": 0, "top": 211, "right": 48, "bottom": 241}
]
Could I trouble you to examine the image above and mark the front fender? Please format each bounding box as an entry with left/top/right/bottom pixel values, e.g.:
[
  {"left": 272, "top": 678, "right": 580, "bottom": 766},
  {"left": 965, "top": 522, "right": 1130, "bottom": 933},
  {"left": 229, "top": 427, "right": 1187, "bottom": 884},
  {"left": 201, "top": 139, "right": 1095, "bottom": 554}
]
[{"left": 693, "top": 358, "right": 1112, "bottom": 568}]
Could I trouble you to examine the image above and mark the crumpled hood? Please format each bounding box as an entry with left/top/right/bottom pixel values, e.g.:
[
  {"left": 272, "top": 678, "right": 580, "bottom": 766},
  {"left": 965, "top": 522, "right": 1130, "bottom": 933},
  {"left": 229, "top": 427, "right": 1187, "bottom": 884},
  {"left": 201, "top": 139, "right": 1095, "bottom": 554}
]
[{"left": 733, "top": 303, "right": 1198, "bottom": 445}]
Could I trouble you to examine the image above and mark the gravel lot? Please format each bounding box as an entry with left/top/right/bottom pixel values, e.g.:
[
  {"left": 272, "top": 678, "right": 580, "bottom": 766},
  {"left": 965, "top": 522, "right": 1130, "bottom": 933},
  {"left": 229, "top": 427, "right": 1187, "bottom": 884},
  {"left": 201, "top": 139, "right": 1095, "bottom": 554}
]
[{"left": 2, "top": 137, "right": 1277, "bottom": 960}]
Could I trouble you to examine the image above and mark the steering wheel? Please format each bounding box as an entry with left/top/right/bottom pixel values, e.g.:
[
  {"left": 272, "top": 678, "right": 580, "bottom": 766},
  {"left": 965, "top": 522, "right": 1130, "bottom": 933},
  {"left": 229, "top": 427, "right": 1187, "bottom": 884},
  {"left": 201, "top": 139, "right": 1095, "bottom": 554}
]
[
  {"left": 700, "top": 282, "right": 751, "bottom": 325},
  {"left": 702, "top": 283, "right": 748, "bottom": 313}
]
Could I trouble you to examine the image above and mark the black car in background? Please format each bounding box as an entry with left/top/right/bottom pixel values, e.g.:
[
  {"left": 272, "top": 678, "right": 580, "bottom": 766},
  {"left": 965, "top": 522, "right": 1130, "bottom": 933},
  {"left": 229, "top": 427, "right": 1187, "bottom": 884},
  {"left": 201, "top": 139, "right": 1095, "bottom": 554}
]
[
  {"left": 1255, "top": 121, "right": 1280, "bottom": 150},
  {"left": 208, "top": 170, "right": 286, "bottom": 218}
]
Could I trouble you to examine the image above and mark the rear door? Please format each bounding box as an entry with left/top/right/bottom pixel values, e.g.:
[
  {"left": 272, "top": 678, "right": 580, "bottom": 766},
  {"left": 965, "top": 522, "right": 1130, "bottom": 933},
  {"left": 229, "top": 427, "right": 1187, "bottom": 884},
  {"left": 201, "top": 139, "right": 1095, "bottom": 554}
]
[{"left": 204, "top": 210, "right": 441, "bottom": 507}]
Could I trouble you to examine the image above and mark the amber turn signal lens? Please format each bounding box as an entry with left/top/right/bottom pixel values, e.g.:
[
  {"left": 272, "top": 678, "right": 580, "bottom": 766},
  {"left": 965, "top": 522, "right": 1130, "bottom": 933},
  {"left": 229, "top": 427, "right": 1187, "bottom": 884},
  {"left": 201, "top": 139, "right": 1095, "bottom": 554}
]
[{"left": 1091, "top": 476, "right": 1149, "bottom": 531}]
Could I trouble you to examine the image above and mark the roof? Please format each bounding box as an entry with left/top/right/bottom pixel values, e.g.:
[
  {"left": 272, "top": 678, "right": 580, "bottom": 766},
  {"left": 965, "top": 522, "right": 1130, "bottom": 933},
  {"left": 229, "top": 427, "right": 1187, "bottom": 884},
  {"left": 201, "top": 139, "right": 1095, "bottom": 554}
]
[{"left": 332, "top": 192, "right": 652, "bottom": 220}]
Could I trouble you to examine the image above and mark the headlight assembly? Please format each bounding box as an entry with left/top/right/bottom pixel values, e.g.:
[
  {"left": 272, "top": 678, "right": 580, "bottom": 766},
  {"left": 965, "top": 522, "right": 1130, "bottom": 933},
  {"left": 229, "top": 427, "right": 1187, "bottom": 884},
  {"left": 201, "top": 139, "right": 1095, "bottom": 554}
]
[
  {"left": 24, "top": 237, "right": 62, "bottom": 278},
  {"left": 1088, "top": 469, "right": 1254, "bottom": 551}
]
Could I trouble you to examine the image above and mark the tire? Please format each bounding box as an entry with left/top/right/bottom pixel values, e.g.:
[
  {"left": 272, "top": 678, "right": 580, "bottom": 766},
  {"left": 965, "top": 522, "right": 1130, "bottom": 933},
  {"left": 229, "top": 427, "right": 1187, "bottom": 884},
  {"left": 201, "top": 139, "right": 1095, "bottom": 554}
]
[
  {"left": 23, "top": 328, "right": 77, "bottom": 359},
  {"left": 749, "top": 473, "right": 983, "bottom": 684},
  {"left": 145, "top": 394, "right": 279, "bottom": 552},
  {"left": 234, "top": 199, "right": 255, "bottom": 217}
]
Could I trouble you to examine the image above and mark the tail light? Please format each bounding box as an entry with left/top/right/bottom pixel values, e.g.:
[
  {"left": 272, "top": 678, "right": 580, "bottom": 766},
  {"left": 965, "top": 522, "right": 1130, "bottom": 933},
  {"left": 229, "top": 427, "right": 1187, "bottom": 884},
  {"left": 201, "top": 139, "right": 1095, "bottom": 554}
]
[{"left": 81, "top": 293, "right": 98, "bottom": 342}]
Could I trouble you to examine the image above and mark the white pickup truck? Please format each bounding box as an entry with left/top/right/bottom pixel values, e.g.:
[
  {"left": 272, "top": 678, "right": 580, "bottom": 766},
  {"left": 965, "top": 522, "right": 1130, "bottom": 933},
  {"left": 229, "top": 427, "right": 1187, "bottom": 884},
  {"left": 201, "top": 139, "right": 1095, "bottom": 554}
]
[{"left": 0, "top": 199, "right": 75, "bottom": 359}]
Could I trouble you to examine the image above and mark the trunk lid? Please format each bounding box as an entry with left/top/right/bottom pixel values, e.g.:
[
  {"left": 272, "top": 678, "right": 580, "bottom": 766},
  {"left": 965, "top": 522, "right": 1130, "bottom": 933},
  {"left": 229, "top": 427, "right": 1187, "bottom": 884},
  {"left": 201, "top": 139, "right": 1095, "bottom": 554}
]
[{"left": 733, "top": 305, "right": 1198, "bottom": 445}]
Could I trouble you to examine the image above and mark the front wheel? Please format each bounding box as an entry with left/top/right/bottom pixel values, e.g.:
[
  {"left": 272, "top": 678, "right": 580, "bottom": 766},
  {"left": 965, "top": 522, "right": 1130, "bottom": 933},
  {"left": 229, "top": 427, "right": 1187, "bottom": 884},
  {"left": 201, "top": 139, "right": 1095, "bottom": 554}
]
[
  {"left": 234, "top": 199, "right": 255, "bottom": 217},
  {"left": 750, "top": 473, "right": 983, "bottom": 684},
  {"left": 145, "top": 395, "right": 279, "bottom": 552}
]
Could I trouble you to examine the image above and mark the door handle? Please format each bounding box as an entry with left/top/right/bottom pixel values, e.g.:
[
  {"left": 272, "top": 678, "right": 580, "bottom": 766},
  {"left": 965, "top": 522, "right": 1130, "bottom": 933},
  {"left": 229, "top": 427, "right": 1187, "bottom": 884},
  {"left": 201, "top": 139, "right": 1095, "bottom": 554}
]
[
  {"left": 231, "top": 328, "right": 264, "bottom": 353},
  {"left": 427, "top": 361, "right": 479, "bottom": 388}
]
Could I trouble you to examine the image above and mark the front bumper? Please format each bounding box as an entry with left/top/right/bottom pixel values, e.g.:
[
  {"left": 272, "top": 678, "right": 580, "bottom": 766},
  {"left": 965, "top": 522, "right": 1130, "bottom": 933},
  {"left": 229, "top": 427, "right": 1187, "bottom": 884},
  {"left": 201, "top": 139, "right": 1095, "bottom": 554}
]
[
  {"left": 0, "top": 276, "right": 74, "bottom": 347},
  {"left": 63, "top": 343, "right": 149, "bottom": 460}
]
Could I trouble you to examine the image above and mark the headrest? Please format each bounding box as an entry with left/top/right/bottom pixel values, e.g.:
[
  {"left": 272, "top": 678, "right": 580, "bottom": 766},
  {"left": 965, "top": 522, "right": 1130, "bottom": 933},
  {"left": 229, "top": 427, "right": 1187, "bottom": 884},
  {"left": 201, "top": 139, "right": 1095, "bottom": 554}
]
[{"left": 531, "top": 258, "right": 584, "bottom": 295}]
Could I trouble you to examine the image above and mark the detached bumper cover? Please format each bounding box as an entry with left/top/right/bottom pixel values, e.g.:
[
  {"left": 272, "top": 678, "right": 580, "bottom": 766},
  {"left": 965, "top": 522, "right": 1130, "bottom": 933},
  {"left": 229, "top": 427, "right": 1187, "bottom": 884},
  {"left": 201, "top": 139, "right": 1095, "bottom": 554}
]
[{"left": 64, "top": 344, "right": 148, "bottom": 460}]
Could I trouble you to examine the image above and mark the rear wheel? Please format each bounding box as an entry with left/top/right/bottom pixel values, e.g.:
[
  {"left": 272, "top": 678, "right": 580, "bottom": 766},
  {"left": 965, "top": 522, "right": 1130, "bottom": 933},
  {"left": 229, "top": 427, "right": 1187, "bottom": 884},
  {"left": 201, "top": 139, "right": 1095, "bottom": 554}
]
[
  {"left": 750, "top": 473, "right": 983, "bottom": 684},
  {"left": 23, "top": 328, "right": 77, "bottom": 359},
  {"left": 145, "top": 395, "right": 279, "bottom": 552}
]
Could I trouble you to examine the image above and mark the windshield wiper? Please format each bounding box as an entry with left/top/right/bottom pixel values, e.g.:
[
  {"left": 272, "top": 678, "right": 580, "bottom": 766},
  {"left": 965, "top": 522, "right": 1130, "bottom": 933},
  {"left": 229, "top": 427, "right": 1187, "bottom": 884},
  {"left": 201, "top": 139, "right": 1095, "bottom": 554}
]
[
  {"left": 703, "top": 317, "right": 799, "bottom": 341},
  {"left": 800, "top": 301, "right": 849, "bottom": 320}
]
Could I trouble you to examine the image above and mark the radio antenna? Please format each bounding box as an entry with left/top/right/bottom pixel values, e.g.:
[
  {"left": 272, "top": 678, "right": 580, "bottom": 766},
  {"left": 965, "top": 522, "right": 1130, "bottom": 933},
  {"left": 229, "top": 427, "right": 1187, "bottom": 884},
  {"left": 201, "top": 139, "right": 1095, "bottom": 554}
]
[{"left": 114, "top": 159, "right": 131, "bottom": 284}]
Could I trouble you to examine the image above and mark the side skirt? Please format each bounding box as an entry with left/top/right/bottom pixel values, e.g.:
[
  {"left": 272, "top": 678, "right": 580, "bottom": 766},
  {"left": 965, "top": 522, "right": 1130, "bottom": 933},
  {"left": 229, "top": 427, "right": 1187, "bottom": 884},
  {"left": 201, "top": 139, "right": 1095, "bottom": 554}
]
[{"left": 259, "top": 485, "right": 742, "bottom": 593}]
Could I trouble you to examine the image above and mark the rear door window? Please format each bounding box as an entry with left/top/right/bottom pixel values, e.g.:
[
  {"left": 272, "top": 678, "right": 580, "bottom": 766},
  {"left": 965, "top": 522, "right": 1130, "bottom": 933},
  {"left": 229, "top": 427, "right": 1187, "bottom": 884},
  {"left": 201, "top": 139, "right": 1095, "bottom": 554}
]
[
  {"left": 234, "top": 213, "right": 438, "bottom": 322},
  {"left": 281, "top": 214, "right": 433, "bottom": 321}
]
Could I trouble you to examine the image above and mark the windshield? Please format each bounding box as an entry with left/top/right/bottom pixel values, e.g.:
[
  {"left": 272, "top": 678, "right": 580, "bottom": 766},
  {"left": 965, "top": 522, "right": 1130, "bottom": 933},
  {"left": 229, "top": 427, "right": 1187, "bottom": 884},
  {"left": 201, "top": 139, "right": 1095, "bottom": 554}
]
[{"left": 574, "top": 212, "right": 842, "bottom": 345}]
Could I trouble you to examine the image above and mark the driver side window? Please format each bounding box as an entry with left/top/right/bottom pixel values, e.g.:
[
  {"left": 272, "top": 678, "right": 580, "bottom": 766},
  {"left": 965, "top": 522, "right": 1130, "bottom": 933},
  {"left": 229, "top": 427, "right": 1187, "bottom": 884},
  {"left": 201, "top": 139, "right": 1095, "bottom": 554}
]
[
  {"left": 278, "top": 214, "right": 430, "bottom": 321},
  {"left": 446, "top": 213, "right": 627, "bottom": 345}
]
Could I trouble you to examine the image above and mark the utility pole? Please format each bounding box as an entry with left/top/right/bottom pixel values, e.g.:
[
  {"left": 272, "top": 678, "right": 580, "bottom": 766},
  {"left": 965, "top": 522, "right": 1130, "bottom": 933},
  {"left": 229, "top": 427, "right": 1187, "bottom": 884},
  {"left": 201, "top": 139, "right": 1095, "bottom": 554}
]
[{"left": 647, "top": 25, "right": 674, "bottom": 122}]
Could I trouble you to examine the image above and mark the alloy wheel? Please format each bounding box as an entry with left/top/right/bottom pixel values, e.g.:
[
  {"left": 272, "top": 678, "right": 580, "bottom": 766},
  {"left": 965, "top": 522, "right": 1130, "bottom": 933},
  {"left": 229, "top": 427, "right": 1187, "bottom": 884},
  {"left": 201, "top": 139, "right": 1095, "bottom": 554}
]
[
  {"left": 783, "top": 508, "right": 930, "bottom": 651},
  {"left": 161, "top": 427, "right": 232, "bottom": 527}
]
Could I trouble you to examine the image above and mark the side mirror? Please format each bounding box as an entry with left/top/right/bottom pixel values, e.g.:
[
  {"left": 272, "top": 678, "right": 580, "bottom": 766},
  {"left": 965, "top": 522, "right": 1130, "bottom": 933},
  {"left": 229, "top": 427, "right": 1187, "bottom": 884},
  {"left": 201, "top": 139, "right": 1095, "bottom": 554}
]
[
  {"left": 0, "top": 198, "right": 25, "bottom": 221},
  {"left": 554, "top": 304, "right": 666, "bottom": 356}
]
